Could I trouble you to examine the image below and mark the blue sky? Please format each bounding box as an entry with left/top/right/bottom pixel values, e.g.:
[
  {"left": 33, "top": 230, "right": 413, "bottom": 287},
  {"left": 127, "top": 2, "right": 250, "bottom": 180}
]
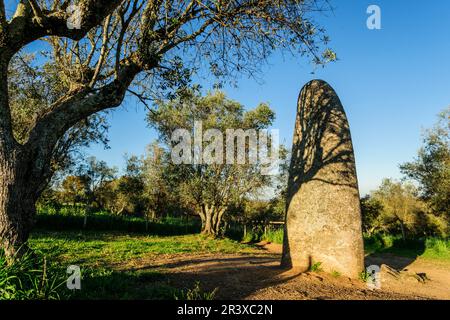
[{"left": 88, "top": 0, "right": 450, "bottom": 195}]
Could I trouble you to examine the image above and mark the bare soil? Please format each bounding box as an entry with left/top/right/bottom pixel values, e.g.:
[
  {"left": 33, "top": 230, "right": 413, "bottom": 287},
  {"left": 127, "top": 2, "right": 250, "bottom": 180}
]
[{"left": 120, "top": 242, "right": 450, "bottom": 300}]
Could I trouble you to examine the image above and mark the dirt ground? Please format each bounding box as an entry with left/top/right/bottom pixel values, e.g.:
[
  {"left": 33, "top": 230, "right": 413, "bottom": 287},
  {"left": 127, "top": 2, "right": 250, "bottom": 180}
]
[{"left": 120, "top": 242, "right": 450, "bottom": 300}]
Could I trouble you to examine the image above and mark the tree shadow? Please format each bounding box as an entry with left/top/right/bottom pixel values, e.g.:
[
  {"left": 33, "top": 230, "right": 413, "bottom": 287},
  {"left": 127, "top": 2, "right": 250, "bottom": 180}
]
[
  {"left": 62, "top": 249, "right": 300, "bottom": 300},
  {"left": 125, "top": 254, "right": 302, "bottom": 300},
  {"left": 287, "top": 80, "right": 358, "bottom": 193},
  {"left": 130, "top": 255, "right": 278, "bottom": 271},
  {"left": 364, "top": 238, "right": 426, "bottom": 271},
  {"left": 166, "top": 265, "right": 300, "bottom": 300}
]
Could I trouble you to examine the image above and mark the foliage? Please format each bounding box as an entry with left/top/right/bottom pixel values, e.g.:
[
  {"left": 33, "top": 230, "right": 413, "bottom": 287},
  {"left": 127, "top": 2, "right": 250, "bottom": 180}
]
[
  {"left": 230, "top": 199, "right": 285, "bottom": 224},
  {"left": 60, "top": 175, "right": 90, "bottom": 206},
  {"left": 359, "top": 270, "right": 371, "bottom": 283},
  {"left": 148, "top": 90, "right": 282, "bottom": 235},
  {"left": 363, "top": 179, "right": 448, "bottom": 238},
  {"left": 360, "top": 195, "right": 384, "bottom": 235},
  {"left": 8, "top": 54, "right": 110, "bottom": 173},
  {"left": 361, "top": 108, "right": 449, "bottom": 241},
  {"left": 141, "top": 143, "right": 188, "bottom": 219},
  {"left": 263, "top": 229, "right": 284, "bottom": 244},
  {"left": 309, "top": 261, "right": 323, "bottom": 272},
  {"left": 240, "top": 227, "right": 284, "bottom": 244},
  {"left": 0, "top": 250, "right": 67, "bottom": 300},
  {"left": 423, "top": 238, "right": 450, "bottom": 260},
  {"left": 400, "top": 107, "right": 450, "bottom": 217},
  {"left": 174, "top": 282, "right": 218, "bottom": 300},
  {"left": 331, "top": 271, "right": 341, "bottom": 278},
  {"left": 0, "top": 0, "right": 334, "bottom": 257},
  {"left": 4, "top": 0, "right": 334, "bottom": 173}
]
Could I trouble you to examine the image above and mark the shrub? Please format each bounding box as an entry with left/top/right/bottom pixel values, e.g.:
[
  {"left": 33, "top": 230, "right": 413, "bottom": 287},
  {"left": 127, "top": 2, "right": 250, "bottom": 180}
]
[
  {"left": 262, "top": 229, "right": 284, "bottom": 244},
  {"left": 309, "top": 262, "right": 323, "bottom": 272},
  {"left": 237, "top": 227, "right": 284, "bottom": 244},
  {"left": 242, "top": 230, "right": 259, "bottom": 243},
  {"left": 359, "top": 270, "right": 370, "bottom": 282},
  {"left": 0, "top": 250, "right": 68, "bottom": 300},
  {"left": 174, "top": 282, "right": 218, "bottom": 300},
  {"left": 425, "top": 238, "right": 450, "bottom": 256}
]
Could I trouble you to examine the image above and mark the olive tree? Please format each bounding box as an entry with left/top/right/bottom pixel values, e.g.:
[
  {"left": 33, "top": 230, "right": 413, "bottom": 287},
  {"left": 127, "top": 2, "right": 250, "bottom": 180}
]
[
  {"left": 149, "top": 90, "right": 279, "bottom": 235},
  {"left": 0, "top": 0, "right": 332, "bottom": 256}
]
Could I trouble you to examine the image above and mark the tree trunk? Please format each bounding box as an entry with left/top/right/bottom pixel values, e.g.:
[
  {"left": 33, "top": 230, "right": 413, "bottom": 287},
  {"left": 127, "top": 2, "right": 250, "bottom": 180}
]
[
  {"left": 201, "top": 209, "right": 215, "bottom": 235},
  {"left": 0, "top": 152, "right": 40, "bottom": 258},
  {"left": 399, "top": 220, "right": 406, "bottom": 241},
  {"left": 213, "top": 208, "right": 226, "bottom": 236},
  {"left": 199, "top": 205, "right": 226, "bottom": 236},
  {"left": 200, "top": 205, "right": 216, "bottom": 236}
]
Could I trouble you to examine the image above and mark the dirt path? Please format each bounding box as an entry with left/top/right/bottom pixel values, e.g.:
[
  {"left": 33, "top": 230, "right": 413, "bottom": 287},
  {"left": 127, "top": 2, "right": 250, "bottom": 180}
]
[{"left": 120, "top": 242, "right": 450, "bottom": 300}]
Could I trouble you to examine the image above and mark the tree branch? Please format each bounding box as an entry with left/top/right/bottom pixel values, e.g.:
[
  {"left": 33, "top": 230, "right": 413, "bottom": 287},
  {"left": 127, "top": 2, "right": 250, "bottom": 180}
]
[
  {"left": 25, "top": 54, "right": 146, "bottom": 180},
  {"left": 8, "top": 0, "right": 123, "bottom": 54}
]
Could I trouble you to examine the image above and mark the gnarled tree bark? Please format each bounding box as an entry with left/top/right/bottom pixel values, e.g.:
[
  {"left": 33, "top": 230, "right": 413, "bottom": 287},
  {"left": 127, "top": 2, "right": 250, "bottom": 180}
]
[
  {"left": 0, "top": 148, "right": 41, "bottom": 257},
  {"left": 200, "top": 204, "right": 226, "bottom": 236}
]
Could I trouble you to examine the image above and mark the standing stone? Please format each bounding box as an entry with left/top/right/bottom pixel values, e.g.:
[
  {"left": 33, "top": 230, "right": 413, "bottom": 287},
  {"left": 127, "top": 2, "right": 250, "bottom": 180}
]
[{"left": 281, "top": 80, "right": 364, "bottom": 278}]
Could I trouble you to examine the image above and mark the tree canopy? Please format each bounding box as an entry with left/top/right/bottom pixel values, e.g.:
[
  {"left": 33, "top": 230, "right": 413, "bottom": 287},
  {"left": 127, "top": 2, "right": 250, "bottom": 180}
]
[
  {"left": 148, "top": 89, "right": 282, "bottom": 235},
  {"left": 400, "top": 107, "right": 450, "bottom": 217}
]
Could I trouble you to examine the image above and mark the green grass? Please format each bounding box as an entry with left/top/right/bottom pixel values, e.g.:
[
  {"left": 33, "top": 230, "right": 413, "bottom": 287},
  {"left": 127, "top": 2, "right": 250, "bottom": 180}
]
[
  {"left": 19, "top": 231, "right": 259, "bottom": 300},
  {"left": 359, "top": 270, "right": 371, "bottom": 283},
  {"left": 262, "top": 229, "right": 284, "bottom": 244},
  {"left": 240, "top": 228, "right": 284, "bottom": 244},
  {"left": 364, "top": 234, "right": 450, "bottom": 261},
  {"left": 4, "top": 223, "right": 449, "bottom": 300},
  {"left": 309, "top": 261, "right": 323, "bottom": 272},
  {"left": 29, "top": 231, "right": 257, "bottom": 267},
  {"left": 421, "top": 238, "right": 450, "bottom": 260},
  {"left": 0, "top": 250, "right": 69, "bottom": 300},
  {"left": 174, "top": 282, "right": 218, "bottom": 300}
]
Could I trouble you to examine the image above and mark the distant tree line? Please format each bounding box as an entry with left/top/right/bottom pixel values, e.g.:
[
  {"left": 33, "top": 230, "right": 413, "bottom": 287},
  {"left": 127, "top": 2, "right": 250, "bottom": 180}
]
[
  {"left": 38, "top": 98, "right": 448, "bottom": 240},
  {"left": 38, "top": 91, "right": 288, "bottom": 236},
  {"left": 361, "top": 107, "right": 449, "bottom": 239}
]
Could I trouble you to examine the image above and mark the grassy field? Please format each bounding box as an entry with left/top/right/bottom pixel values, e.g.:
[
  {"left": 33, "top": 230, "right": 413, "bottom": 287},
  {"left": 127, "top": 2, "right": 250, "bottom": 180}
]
[
  {"left": 19, "top": 231, "right": 258, "bottom": 300},
  {"left": 30, "top": 231, "right": 258, "bottom": 267},
  {"left": 2, "top": 218, "right": 449, "bottom": 300}
]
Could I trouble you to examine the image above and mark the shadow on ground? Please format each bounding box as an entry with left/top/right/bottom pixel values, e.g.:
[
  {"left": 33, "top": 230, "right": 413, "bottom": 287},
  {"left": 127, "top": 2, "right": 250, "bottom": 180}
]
[
  {"left": 118, "top": 250, "right": 426, "bottom": 300},
  {"left": 127, "top": 253, "right": 298, "bottom": 299},
  {"left": 365, "top": 239, "right": 426, "bottom": 270}
]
